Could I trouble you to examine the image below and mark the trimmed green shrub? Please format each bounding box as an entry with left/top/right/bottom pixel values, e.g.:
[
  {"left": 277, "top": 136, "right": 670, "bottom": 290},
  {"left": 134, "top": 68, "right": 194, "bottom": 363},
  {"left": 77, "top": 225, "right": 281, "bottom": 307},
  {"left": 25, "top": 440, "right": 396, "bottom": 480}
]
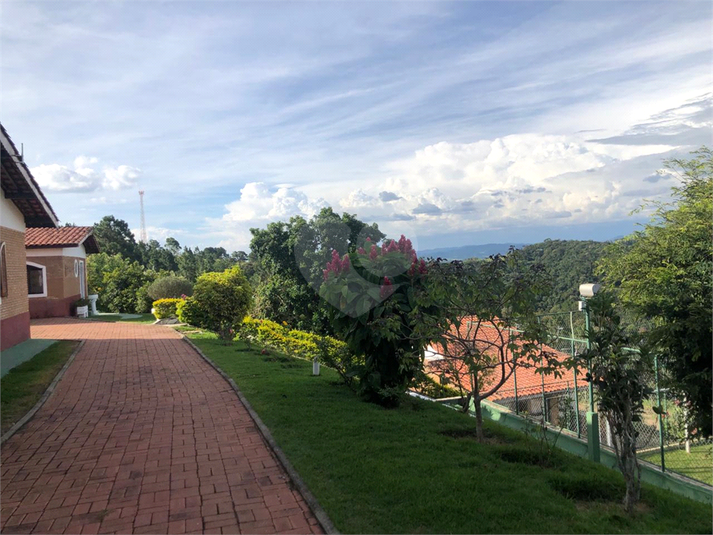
[
  {"left": 153, "top": 298, "right": 183, "bottom": 319},
  {"left": 177, "top": 297, "right": 206, "bottom": 328},
  {"left": 239, "top": 316, "right": 360, "bottom": 386},
  {"left": 177, "top": 266, "right": 252, "bottom": 340},
  {"left": 147, "top": 276, "right": 193, "bottom": 300}
]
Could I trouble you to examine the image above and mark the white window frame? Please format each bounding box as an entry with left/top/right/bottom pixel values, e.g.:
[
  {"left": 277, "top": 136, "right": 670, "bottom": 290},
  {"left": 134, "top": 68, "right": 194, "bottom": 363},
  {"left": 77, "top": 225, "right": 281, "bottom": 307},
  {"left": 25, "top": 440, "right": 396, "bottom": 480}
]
[
  {"left": 74, "top": 259, "right": 79, "bottom": 277},
  {"left": 26, "top": 261, "right": 48, "bottom": 298}
]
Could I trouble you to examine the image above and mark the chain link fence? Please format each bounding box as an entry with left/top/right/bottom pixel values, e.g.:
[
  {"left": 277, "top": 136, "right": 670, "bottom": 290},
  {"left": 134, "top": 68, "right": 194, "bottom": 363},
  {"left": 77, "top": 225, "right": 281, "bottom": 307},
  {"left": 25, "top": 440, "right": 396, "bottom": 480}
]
[{"left": 486, "top": 311, "right": 712, "bottom": 487}]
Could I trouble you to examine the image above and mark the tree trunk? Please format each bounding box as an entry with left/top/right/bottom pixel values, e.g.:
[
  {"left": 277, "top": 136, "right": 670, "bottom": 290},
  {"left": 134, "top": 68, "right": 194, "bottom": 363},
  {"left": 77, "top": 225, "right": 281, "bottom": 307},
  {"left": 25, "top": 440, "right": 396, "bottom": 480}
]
[
  {"left": 473, "top": 375, "right": 484, "bottom": 441},
  {"left": 608, "top": 409, "right": 641, "bottom": 513},
  {"left": 474, "top": 399, "right": 485, "bottom": 441}
]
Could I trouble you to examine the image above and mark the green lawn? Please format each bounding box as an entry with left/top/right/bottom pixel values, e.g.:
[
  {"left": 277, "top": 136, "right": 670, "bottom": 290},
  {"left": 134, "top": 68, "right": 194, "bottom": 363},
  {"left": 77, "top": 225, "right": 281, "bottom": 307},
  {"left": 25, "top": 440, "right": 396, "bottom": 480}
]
[
  {"left": 641, "top": 444, "right": 713, "bottom": 486},
  {"left": 187, "top": 332, "right": 712, "bottom": 534},
  {"left": 1, "top": 340, "right": 80, "bottom": 435},
  {"left": 85, "top": 313, "right": 156, "bottom": 324}
]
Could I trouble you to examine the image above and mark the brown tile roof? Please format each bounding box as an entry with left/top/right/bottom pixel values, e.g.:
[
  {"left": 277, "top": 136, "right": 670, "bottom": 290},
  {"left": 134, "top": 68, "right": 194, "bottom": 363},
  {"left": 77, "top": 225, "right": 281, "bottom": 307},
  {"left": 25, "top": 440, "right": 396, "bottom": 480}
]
[
  {"left": 25, "top": 226, "right": 99, "bottom": 253},
  {"left": 425, "top": 317, "right": 584, "bottom": 401}
]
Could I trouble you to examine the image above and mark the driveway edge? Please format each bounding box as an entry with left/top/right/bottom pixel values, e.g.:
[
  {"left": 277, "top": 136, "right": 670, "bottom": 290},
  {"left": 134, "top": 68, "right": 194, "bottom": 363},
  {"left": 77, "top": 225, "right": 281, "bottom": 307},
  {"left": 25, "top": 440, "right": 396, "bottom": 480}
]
[
  {"left": 1, "top": 339, "right": 85, "bottom": 446},
  {"left": 181, "top": 335, "right": 340, "bottom": 535}
]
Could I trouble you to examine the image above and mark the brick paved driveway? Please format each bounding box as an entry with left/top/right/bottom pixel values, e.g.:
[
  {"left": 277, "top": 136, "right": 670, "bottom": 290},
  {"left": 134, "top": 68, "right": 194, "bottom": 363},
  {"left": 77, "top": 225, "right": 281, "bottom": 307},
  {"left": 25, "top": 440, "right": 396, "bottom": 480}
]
[{"left": 1, "top": 319, "right": 323, "bottom": 535}]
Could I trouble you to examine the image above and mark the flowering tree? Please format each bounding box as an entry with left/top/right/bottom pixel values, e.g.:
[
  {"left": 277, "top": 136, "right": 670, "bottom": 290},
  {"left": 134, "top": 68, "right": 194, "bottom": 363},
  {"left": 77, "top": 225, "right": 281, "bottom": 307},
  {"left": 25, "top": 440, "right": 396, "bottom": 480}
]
[{"left": 320, "top": 235, "right": 431, "bottom": 406}]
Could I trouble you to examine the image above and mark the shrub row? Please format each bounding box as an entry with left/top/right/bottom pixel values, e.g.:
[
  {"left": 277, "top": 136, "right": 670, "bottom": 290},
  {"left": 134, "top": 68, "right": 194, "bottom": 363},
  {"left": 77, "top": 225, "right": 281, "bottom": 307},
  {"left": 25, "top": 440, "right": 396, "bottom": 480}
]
[
  {"left": 153, "top": 298, "right": 183, "bottom": 319},
  {"left": 240, "top": 317, "right": 362, "bottom": 387}
]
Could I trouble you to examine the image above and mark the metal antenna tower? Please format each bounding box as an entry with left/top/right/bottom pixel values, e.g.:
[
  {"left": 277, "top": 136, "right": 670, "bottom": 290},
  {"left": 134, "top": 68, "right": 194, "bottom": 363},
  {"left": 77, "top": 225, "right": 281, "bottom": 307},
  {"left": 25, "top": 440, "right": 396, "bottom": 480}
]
[{"left": 138, "top": 190, "right": 147, "bottom": 243}]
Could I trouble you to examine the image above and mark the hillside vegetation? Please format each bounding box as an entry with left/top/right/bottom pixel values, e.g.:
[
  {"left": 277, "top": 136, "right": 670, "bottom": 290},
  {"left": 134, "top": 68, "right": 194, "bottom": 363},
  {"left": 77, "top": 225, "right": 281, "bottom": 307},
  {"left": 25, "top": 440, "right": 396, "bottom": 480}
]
[{"left": 519, "top": 239, "right": 608, "bottom": 313}]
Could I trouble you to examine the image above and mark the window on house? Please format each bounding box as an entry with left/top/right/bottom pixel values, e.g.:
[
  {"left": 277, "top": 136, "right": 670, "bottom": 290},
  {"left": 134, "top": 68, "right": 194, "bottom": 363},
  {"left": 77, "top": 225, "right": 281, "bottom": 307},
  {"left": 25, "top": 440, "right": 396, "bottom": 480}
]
[
  {"left": 0, "top": 242, "right": 7, "bottom": 298},
  {"left": 26, "top": 263, "right": 46, "bottom": 297}
]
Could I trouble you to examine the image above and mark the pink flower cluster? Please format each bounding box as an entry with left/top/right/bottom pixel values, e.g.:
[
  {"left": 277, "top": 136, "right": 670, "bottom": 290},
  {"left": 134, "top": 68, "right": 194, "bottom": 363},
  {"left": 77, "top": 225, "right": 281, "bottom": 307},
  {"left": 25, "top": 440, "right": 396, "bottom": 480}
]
[
  {"left": 323, "top": 249, "right": 351, "bottom": 280},
  {"left": 408, "top": 258, "right": 428, "bottom": 277},
  {"left": 358, "top": 235, "right": 426, "bottom": 277},
  {"left": 380, "top": 276, "right": 395, "bottom": 299}
]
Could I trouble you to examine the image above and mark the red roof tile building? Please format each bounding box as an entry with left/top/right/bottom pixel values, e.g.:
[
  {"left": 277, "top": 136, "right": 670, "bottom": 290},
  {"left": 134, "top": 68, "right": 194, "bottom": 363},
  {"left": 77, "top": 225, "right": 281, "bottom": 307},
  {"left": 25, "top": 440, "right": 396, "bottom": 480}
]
[
  {"left": 425, "top": 317, "right": 585, "bottom": 424},
  {"left": 25, "top": 227, "right": 99, "bottom": 319}
]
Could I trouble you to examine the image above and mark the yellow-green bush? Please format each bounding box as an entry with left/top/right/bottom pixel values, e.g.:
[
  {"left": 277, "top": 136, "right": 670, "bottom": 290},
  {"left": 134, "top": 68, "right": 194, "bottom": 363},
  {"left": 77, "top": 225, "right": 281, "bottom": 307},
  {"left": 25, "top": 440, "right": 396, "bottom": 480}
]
[
  {"left": 239, "top": 316, "right": 362, "bottom": 387},
  {"left": 178, "top": 266, "right": 252, "bottom": 340},
  {"left": 153, "top": 298, "right": 183, "bottom": 319}
]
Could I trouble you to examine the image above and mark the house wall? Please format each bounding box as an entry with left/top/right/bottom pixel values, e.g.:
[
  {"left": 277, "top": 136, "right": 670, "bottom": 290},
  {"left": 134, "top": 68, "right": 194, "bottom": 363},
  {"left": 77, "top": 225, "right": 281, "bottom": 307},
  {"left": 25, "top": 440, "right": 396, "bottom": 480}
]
[
  {"left": 0, "top": 195, "right": 30, "bottom": 350},
  {"left": 26, "top": 251, "right": 86, "bottom": 319}
]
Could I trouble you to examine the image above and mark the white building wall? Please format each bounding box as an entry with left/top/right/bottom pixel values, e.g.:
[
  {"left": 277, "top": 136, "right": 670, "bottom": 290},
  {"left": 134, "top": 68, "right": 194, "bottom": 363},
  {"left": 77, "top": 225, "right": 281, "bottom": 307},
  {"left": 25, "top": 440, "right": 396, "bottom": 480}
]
[{"left": 0, "top": 192, "right": 26, "bottom": 232}]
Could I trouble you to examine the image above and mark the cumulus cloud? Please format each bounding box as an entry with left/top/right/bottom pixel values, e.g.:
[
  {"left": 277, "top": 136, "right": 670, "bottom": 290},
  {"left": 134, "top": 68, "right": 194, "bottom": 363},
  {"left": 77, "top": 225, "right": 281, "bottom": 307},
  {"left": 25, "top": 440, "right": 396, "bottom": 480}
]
[
  {"left": 211, "top": 94, "right": 710, "bottom": 251},
  {"left": 130, "top": 226, "right": 186, "bottom": 242},
  {"left": 31, "top": 156, "right": 141, "bottom": 193},
  {"left": 379, "top": 191, "right": 401, "bottom": 202},
  {"left": 222, "top": 182, "right": 328, "bottom": 223}
]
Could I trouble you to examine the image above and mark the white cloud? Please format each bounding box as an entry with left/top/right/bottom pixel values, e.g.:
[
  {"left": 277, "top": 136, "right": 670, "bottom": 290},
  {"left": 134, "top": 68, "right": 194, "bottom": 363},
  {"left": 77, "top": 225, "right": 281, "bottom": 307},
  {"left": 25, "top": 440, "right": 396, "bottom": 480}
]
[
  {"left": 31, "top": 156, "right": 141, "bottom": 193},
  {"left": 131, "top": 226, "right": 186, "bottom": 243},
  {"left": 103, "top": 165, "right": 141, "bottom": 191},
  {"left": 222, "top": 182, "right": 328, "bottom": 222}
]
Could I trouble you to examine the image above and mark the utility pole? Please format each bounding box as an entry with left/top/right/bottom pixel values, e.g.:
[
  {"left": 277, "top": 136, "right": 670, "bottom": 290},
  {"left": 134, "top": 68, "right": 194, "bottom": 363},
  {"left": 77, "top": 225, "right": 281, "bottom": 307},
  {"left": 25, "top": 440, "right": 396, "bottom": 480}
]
[{"left": 139, "top": 190, "right": 147, "bottom": 243}]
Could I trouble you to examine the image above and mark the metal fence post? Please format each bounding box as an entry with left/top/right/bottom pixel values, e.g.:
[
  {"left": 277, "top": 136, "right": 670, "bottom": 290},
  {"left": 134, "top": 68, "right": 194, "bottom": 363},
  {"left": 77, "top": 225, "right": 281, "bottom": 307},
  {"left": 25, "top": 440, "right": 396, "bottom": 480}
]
[
  {"left": 541, "top": 362, "right": 547, "bottom": 422},
  {"left": 569, "top": 311, "right": 581, "bottom": 438},
  {"left": 582, "top": 297, "right": 600, "bottom": 462},
  {"left": 655, "top": 354, "right": 666, "bottom": 472}
]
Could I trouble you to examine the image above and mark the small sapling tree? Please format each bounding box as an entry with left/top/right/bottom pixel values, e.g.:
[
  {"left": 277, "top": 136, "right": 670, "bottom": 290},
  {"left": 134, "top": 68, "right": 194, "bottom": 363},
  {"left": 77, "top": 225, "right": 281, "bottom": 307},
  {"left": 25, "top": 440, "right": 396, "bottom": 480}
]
[
  {"left": 578, "top": 292, "right": 653, "bottom": 513},
  {"left": 419, "top": 252, "right": 557, "bottom": 441}
]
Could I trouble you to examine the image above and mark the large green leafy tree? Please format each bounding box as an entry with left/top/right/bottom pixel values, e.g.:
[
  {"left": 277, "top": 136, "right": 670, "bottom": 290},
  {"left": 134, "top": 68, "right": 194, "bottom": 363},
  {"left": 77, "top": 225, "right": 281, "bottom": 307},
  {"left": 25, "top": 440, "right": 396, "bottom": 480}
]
[
  {"left": 137, "top": 239, "right": 178, "bottom": 272},
  {"left": 87, "top": 253, "right": 160, "bottom": 313},
  {"left": 599, "top": 148, "right": 712, "bottom": 437},
  {"left": 249, "top": 208, "right": 384, "bottom": 334},
  {"left": 93, "top": 216, "right": 140, "bottom": 262}
]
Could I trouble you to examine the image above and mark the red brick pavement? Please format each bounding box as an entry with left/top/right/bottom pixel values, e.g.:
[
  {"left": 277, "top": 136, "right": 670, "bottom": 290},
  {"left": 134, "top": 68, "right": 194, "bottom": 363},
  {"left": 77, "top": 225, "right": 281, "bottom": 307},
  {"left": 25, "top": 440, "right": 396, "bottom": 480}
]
[{"left": 1, "top": 318, "right": 323, "bottom": 535}]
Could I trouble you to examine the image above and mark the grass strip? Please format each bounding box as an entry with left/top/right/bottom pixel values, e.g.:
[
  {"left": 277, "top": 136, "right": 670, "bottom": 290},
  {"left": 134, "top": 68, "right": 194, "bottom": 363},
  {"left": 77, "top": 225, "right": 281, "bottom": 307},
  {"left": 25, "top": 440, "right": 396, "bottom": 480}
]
[
  {"left": 187, "top": 332, "right": 712, "bottom": 534},
  {"left": 1, "top": 340, "right": 80, "bottom": 434},
  {"left": 640, "top": 444, "right": 713, "bottom": 486}
]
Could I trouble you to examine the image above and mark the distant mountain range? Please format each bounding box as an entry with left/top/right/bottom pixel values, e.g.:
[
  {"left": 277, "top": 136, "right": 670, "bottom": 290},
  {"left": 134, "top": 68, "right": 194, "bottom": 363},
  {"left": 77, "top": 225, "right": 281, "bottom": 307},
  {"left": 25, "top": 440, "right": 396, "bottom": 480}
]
[{"left": 418, "top": 243, "right": 527, "bottom": 260}]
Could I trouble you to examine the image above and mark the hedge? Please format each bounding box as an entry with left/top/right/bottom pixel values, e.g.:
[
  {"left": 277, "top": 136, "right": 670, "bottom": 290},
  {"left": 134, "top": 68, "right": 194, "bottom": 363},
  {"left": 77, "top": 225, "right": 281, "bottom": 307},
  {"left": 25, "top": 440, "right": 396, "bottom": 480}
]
[
  {"left": 153, "top": 298, "right": 183, "bottom": 319},
  {"left": 240, "top": 317, "right": 362, "bottom": 387}
]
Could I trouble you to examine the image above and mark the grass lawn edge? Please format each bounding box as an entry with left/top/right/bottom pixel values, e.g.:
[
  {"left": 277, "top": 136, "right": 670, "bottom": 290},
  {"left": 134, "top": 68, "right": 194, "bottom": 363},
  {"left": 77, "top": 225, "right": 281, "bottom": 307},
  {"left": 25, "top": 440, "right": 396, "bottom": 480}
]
[
  {"left": 183, "top": 332, "right": 712, "bottom": 534},
  {"left": 181, "top": 335, "right": 340, "bottom": 535},
  {"left": 1, "top": 340, "right": 84, "bottom": 445}
]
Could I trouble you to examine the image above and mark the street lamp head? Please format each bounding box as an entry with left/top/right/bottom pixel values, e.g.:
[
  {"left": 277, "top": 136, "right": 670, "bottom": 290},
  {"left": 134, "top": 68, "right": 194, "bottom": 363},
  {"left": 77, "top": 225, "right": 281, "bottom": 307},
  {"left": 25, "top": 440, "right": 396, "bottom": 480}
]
[{"left": 579, "top": 283, "right": 601, "bottom": 298}]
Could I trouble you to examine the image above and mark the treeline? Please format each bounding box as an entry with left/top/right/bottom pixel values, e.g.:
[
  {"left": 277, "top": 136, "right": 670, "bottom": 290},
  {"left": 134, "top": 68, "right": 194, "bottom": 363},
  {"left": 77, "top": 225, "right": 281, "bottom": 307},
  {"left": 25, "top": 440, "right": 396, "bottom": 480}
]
[{"left": 88, "top": 215, "right": 246, "bottom": 313}]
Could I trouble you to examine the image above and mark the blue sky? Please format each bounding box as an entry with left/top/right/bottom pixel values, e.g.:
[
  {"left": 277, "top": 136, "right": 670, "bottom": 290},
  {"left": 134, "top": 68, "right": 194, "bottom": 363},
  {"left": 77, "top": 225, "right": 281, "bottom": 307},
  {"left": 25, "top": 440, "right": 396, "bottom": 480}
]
[{"left": 2, "top": 0, "right": 711, "bottom": 252}]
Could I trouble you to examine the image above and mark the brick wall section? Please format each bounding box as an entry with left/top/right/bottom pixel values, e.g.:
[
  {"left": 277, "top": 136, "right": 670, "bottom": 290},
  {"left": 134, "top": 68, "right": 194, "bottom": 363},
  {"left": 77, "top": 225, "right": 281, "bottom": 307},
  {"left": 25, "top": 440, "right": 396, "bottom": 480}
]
[
  {"left": 27, "top": 255, "right": 83, "bottom": 300},
  {"left": 0, "top": 226, "right": 29, "bottom": 320}
]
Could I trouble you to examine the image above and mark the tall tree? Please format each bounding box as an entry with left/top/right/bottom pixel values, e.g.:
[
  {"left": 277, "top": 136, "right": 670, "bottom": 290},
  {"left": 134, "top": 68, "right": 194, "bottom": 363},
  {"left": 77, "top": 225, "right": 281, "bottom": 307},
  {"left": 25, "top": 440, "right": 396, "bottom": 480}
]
[
  {"left": 93, "top": 216, "right": 140, "bottom": 262},
  {"left": 599, "top": 148, "right": 712, "bottom": 437},
  {"left": 249, "top": 208, "right": 385, "bottom": 334},
  {"left": 576, "top": 292, "right": 653, "bottom": 513}
]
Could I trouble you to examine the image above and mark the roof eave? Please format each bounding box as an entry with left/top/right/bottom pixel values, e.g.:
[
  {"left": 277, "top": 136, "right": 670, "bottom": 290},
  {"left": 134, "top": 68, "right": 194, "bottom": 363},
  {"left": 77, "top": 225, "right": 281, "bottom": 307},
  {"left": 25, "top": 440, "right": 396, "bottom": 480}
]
[{"left": 0, "top": 124, "right": 59, "bottom": 227}]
